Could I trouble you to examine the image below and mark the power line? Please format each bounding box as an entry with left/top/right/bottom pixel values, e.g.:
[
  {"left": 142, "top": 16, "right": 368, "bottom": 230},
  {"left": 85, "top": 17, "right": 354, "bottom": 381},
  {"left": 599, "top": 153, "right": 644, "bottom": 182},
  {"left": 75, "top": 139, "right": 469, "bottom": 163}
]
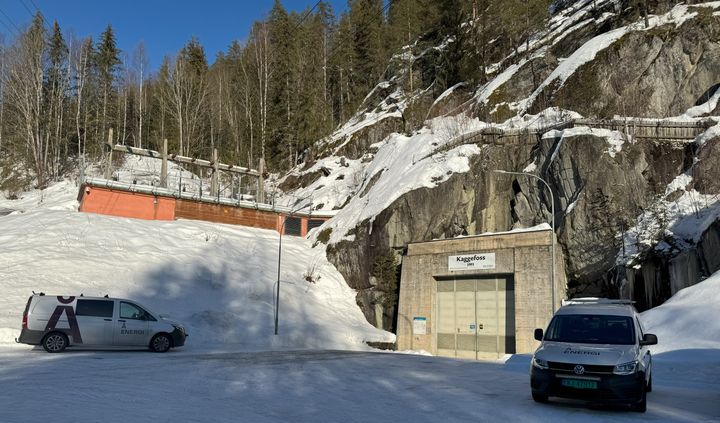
[
  {"left": 19, "top": 0, "right": 52, "bottom": 32},
  {"left": 18, "top": 0, "right": 34, "bottom": 17},
  {"left": 0, "top": 7, "right": 22, "bottom": 36},
  {"left": 294, "top": 1, "right": 322, "bottom": 31},
  {"left": 0, "top": 9, "right": 21, "bottom": 33},
  {"left": 27, "top": 0, "right": 40, "bottom": 13}
]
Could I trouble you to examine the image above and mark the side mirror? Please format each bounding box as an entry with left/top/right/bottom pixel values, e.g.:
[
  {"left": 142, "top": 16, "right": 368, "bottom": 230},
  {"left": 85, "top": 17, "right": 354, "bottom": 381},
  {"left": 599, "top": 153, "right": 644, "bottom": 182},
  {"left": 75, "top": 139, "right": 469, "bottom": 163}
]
[
  {"left": 640, "top": 333, "right": 658, "bottom": 346},
  {"left": 534, "top": 328, "right": 544, "bottom": 341}
]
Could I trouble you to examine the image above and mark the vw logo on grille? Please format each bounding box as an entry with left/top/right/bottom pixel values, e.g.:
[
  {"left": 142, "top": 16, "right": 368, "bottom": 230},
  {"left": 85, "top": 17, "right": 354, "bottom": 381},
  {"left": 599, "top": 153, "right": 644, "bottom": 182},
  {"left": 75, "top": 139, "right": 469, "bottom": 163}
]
[{"left": 574, "top": 365, "right": 585, "bottom": 375}]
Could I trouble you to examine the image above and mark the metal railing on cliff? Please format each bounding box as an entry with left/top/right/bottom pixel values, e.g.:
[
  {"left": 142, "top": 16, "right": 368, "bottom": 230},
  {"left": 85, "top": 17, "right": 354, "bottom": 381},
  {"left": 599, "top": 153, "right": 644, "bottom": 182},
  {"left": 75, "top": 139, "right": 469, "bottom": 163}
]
[{"left": 424, "top": 117, "right": 717, "bottom": 160}]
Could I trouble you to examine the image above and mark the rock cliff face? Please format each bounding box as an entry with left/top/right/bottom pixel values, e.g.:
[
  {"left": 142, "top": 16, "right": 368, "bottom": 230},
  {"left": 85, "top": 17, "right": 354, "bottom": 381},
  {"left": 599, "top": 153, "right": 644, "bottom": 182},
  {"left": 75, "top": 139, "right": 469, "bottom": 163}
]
[
  {"left": 282, "top": 2, "right": 720, "bottom": 331},
  {"left": 620, "top": 134, "right": 720, "bottom": 310},
  {"left": 329, "top": 129, "right": 711, "bottom": 329},
  {"left": 327, "top": 138, "right": 535, "bottom": 329},
  {"left": 694, "top": 136, "right": 720, "bottom": 194},
  {"left": 529, "top": 134, "right": 691, "bottom": 291},
  {"left": 548, "top": 12, "right": 720, "bottom": 118},
  {"left": 467, "top": 5, "right": 720, "bottom": 122}
]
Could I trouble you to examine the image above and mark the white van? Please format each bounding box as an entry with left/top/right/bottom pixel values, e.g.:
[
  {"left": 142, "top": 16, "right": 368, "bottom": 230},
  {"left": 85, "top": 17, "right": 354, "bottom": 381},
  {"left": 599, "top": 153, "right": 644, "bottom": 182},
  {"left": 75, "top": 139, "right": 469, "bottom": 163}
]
[
  {"left": 530, "top": 298, "right": 657, "bottom": 412},
  {"left": 16, "top": 293, "right": 187, "bottom": 353}
]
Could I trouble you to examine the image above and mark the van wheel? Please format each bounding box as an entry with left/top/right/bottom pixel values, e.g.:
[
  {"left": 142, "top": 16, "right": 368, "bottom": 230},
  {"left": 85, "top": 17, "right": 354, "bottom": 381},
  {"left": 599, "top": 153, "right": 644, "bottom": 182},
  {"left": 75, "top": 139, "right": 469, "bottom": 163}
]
[
  {"left": 150, "top": 333, "right": 172, "bottom": 353},
  {"left": 532, "top": 392, "right": 548, "bottom": 403},
  {"left": 42, "top": 332, "right": 68, "bottom": 353},
  {"left": 631, "top": 388, "right": 647, "bottom": 413}
]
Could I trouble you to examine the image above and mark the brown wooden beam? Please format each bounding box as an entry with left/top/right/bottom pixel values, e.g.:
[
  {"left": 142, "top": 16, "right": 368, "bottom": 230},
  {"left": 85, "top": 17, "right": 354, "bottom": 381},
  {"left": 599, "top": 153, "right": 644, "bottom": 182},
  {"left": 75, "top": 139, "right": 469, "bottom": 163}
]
[{"left": 111, "top": 144, "right": 261, "bottom": 177}]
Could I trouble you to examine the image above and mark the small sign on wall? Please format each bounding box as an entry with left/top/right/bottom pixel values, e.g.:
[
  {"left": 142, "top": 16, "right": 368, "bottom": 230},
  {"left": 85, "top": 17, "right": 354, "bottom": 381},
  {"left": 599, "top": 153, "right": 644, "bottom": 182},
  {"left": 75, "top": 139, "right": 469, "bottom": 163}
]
[
  {"left": 413, "top": 317, "right": 427, "bottom": 335},
  {"left": 448, "top": 253, "right": 496, "bottom": 271}
]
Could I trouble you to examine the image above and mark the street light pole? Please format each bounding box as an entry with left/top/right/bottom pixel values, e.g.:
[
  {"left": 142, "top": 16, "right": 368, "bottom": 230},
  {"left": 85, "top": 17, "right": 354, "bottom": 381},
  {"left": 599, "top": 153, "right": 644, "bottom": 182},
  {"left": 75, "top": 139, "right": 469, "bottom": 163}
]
[
  {"left": 274, "top": 203, "right": 311, "bottom": 335},
  {"left": 274, "top": 216, "right": 286, "bottom": 336},
  {"left": 493, "top": 170, "right": 556, "bottom": 313}
]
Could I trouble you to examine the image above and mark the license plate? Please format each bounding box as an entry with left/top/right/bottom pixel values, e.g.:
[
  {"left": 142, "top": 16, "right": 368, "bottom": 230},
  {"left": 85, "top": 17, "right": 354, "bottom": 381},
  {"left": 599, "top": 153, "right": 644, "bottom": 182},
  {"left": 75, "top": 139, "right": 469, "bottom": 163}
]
[{"left": 561, "top": 379, "right": 597, "bottom": 389}]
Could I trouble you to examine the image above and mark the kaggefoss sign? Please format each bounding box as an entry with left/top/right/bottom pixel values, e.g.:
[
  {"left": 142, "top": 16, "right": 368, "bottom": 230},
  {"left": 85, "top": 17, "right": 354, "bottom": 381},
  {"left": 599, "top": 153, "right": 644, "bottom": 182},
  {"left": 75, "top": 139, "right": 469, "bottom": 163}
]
[{"left": 448, "top": 253, "right": 496, "bottom": 271}]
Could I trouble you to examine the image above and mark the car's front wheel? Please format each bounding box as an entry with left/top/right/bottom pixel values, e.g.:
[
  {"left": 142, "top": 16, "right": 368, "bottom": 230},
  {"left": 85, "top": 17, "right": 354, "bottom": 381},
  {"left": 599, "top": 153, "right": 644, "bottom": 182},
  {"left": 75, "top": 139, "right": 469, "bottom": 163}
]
[
  {"left": 149, "top": 333, "right": 172, "bottom": 353},
  {"left": 532, "top": 392, "right": 549, "bottom": 403},
  {"left": 42, "top": 332, "right": 68, "bottom": 353},
  {"left": 631, "top": 388, "right": 647, "bottom": 413}
]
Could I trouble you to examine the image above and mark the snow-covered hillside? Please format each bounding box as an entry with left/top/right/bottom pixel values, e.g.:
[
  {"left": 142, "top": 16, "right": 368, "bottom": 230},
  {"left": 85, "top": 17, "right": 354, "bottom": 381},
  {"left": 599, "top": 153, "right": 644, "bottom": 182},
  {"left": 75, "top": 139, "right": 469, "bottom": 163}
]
[
  {"left": 281, "top": 115, "right": 487, "bottom": 244},
  {"left": 0, "top": 182, "right": 393, "bottom": 350},
  {"left": 641, "top": 270, "right": 720, "bottom": 353},
  {"left": 0, "top": 178, "right": 718, "bottom": 422}
]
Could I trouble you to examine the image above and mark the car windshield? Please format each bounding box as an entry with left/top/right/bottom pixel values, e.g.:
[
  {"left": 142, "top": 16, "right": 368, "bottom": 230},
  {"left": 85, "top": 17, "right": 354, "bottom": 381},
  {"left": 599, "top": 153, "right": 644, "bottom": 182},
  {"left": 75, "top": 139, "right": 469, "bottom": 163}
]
[{"left": 545, "top": 314, "right": 635, "bottom": 345}]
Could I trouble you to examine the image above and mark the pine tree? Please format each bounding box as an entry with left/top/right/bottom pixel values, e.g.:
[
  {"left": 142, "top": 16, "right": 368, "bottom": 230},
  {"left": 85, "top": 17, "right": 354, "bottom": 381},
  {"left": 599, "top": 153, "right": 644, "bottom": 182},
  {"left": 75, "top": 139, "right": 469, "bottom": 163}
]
[
  {"left": 434, "top": 0, "right": 467, "bottom": 91},
  {"left": 316, "top": 1, "right": 336, "bottom": 130},
  {"left": 329, "top": 13, "right": 355, "bottom": 124},
  {"left": 494, "top": 0, "right": 552, "bottom": 56},
  {"left": 348, "top": 0, "right": 386, "bottom": 100},
  {"left": 95, "top": 25, "right": 121, "bottom": 144},
  {"left": 4, "top": 12, "right": 48, "bottom": 185},
  {"left": 45, "top": 21, "right": 69, "bottom": 177},
  {"left": 387, "top": 0, "right": 434, "bottom": 50},
  {"left": 266, "top": 0, "right": 295, "bottom": 168}
]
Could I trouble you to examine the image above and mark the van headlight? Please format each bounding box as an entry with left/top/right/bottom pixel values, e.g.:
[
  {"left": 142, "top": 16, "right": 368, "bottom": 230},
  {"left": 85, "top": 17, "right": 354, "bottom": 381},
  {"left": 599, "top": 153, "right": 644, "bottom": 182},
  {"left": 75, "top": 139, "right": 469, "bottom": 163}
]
[
  {"left": 532, "top": 357, "right": 549, "bottom": 370},
  {"left": 613, "top": 361, "right": 638, "bottom": 375}
]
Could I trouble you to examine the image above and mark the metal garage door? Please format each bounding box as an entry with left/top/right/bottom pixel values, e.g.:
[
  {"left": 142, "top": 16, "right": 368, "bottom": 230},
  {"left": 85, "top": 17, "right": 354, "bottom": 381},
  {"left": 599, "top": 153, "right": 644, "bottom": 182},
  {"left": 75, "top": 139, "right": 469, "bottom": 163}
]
[{"left": 436, "top": 276, "right": 515, "bottom": 360}]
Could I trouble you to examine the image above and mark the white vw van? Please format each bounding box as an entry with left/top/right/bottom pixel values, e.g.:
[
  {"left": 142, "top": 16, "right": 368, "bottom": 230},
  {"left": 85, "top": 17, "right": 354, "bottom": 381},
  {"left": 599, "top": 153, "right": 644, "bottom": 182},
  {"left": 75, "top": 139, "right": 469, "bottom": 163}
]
[
  {"left": 16, "top": 293, "right": 187, "bottom": 353},
  {"left": 530, "top": 298, "right": 657, "bottom": 412}
]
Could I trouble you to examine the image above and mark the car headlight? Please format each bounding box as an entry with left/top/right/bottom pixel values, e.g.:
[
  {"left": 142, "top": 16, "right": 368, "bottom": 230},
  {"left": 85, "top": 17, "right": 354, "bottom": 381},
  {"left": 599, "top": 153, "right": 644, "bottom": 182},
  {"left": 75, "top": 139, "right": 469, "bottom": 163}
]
[
  {"left": 532, "top": 357, "right": 549, "bottom": 370},
  {"left": 613, "top": 361, "right": 638, "bottom": 375}
]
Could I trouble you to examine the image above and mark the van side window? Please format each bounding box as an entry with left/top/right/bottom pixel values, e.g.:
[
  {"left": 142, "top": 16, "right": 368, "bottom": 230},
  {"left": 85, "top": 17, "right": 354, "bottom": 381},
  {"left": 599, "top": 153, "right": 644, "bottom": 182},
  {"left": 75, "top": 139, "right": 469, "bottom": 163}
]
[
  {"left": 76, "top": 300, "right": 114, "bottom": 318},
  {"left": 120, "top": 302, "right": 151, "bottom": 320}
]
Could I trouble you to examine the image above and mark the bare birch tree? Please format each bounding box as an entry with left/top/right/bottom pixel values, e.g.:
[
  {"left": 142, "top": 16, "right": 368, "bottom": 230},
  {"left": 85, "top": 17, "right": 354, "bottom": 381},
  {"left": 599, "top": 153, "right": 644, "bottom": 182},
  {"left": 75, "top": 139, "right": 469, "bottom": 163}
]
[
  {"left": 251, "top": 22, "right": 271, "bottom": 161},
  {"left": 132, "top": 42, "right": 148, "bottom": 149},
  {"left": 163, "top": 54, "right": 208, "bottom": 156},
  {"left": 70, "top": 36, "right": 91, "bottom": 160},
  {"left": 4, "top": 14, "right": 48, "bottom": 186}
]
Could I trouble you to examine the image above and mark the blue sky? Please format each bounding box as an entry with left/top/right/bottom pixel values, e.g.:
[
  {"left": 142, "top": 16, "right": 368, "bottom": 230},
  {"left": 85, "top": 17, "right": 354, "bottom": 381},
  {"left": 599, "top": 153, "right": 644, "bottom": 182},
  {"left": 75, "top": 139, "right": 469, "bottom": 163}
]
[{"left": 0, "top": 0, "right": 348, "bottom": 72}]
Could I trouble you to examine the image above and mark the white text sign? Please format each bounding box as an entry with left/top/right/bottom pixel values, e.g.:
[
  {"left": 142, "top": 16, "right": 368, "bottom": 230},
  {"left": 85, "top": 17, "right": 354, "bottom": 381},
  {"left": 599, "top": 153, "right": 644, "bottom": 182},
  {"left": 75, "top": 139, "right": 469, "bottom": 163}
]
[{"left": 448, "top": 253, "right": 496, "bottom": 271}]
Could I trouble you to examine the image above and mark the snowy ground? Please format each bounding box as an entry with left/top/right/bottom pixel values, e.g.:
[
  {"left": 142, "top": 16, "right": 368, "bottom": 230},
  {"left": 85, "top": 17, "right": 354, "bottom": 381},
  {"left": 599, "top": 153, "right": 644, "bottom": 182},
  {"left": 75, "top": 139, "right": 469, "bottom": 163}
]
[
  {"left": 0, "top": 346, "right": 717, "bottom": 422},
  {"left": 0, "top": 182, "right": 719, "bottom": 422},
  {"left": 0, "top": 181, "right": 392, "bottom": 349}
]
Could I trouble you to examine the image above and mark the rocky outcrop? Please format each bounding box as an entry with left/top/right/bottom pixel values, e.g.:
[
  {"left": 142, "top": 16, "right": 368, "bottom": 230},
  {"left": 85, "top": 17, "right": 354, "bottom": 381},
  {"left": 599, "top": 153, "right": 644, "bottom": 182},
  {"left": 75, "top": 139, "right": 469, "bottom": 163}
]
[
  {"left": 327, "top": 130, "right": 706, "bottom": 328},
  {"left": 526, "top": 134, "right": 691, "bottom": 295},
  {"left": 541, "top": 12, "right": 720, "bottom": 117},
  {"left": 694, "top": 136, "right": 720, "bottom": 194},
  {"left": 327, "top": 139, "right": 536, "bottom": 330},
  {"left": 472, "top": 8, "right": 720, "bottom": 119},
  {"left": 622, "top": 221, "right": 720, "bottom": 310},
  {"left": 304, "top": 3, "right": 720, "bottom": 328}
]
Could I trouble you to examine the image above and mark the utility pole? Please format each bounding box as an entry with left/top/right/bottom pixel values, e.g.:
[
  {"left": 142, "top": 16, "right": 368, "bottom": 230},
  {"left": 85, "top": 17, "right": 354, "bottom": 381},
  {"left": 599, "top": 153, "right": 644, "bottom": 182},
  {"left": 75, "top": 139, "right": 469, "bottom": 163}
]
[
  {"left": 258, "top": 158, "right": 266, "bottom": 203},
  {"left": 160, "top": 139, "right": 168, "bottom": 188},
  {"left": 104, "top": 128, "right": 114, "bottom": 179},
  {"left": 275, "top": 203, "right": 312, "bottom": 335}
]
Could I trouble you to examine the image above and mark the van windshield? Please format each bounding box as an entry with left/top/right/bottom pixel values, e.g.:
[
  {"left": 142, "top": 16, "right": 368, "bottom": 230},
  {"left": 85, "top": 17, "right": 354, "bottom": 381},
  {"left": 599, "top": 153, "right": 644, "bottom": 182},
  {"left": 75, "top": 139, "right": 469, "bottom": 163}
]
[{"left": 545, "top": 314, "right": 635, "bottom": 345}]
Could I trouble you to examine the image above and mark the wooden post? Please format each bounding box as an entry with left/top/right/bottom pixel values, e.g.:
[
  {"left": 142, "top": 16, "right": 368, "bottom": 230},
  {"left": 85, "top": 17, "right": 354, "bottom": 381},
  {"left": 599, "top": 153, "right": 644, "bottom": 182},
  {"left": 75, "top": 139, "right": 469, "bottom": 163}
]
[
  {"left": 104, "top": 128, "right": 114, "bottom": 179},
  {"left": 258, "top": 158, "right": 266, "bottom": 204},
  {"left": 160, "top": 138, "right": 168, "bottom": 188},
  {"left": 211, "top": 148, "right": 219, "bottom": 197}
]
